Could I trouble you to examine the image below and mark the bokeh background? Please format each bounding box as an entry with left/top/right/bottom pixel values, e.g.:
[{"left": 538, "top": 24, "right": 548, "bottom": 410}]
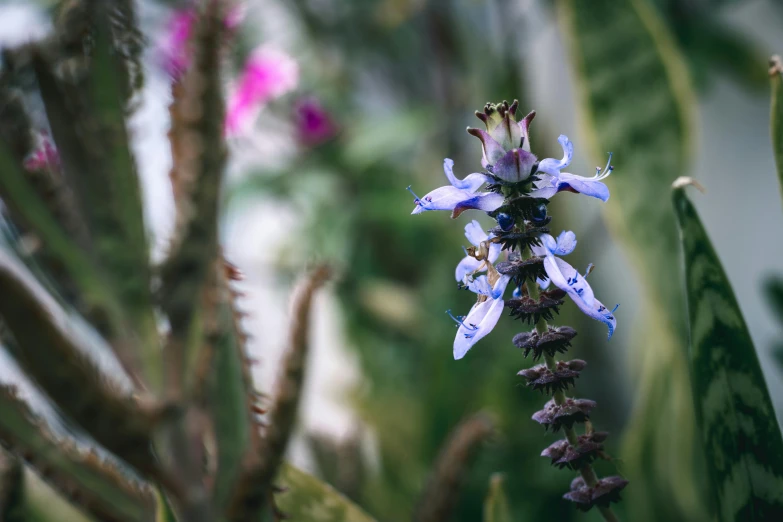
[{"left": 2, "top": 0, "right": 783, "bottom": 521}]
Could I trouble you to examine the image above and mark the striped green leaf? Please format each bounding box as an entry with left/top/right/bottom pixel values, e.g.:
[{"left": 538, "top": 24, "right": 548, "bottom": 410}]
[
  {"left": 673, "top": 182, "right": 783, "bottom": 521},
  {"left": 770, "top": 55, "right": 783, "bottom": 203},
  {"left": 556, "top": 0, "right": 704, "bottom": 519}
]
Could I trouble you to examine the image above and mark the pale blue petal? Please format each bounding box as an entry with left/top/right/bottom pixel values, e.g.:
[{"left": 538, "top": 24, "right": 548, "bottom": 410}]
[
  {"left": 537, "top": 277, "right": 551, "bottom": 290},
  {"left": 455, "top": 256, "right": 482, "bottom": 282},
  {"left": 451, "top": 192, "right": 505, "bottom": 218},
  {"left": 542, "top": 234, "right": 557, "bottom": 253},
  {"left": 553, "top": 230, "right": 577, "bottom": 256},
  {"left": 464, "top": 220, "right": 488, "bottom": 246},
  {"left": 410, "top": 185, "right": 472, "bottom": 214},
  {"left": 487, "top": 242, "right": 502, "bottom": 264},
  {"left": 453, "top": 296, "right": 506, "bottom": 360},
  {"left": 544, "top": 256, "right": 595, "bottom": 308},
  {"left": 531, "top": 234, "right": 554, "bottom": 257},
  {"left": 537, "top": 135, "right": 573, "bottom": 175},
  {"left": 530, "top": 174, "right": 558, "bottom": 199},
  {"left": 530, "top": 171, "right": 610, "bottom": 202},
  {"left": 443, "top": 158, "right": 491, "bottom": 192},
  {"left": 588, "top": 299, "right": 618, "bottom": 340},
  {"left": 488, "top": 274, "right": 511, "bottom": 299},
  {"left": 557, "top": 173, "right": 610, "bottom": 202},
  {"left": 542, "top": 255, "right": 616, "bottom": 338},
  {"left": 467, "top": 274, "right": 491, "bottom": 295}
]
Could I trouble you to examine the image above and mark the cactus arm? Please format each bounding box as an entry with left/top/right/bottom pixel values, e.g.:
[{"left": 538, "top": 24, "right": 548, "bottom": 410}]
[
  {"left": 158, "top": 0, "right": 228, "bottom": 403},
  {"left": 201, "top": 259, "right": 259, "bottom": 510},
  {"left": 0, "top": 385, "right": 157, "bottom": 522},
  {"left": 32, "top": 26, "right": 160, "bottom": 391},
  {"left": 153, "top": 4, "right": 228, "bottom": 520},
  {"left": 0, "top": 249, "right": 163, "bottom": 481},
  {"left": 226, "top": 266, "right": 331, "bottom": 521}
]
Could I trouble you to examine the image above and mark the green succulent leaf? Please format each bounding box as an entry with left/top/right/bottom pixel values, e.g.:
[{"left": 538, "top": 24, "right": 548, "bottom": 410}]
[
  {"left": 556, "top": 0, "right": 704, "bottom": 519},
  {"left": 770, "top": 55, "right": 783, "bottom": 204},
  {"left": 483, "top": 474, "right": 511, "bottom": 522},
  {"left": 33, "top": 20, "right": 160, "bottom": 388},
  {"left": 275, "top": 463, "right": 377, "bottom": 522},
  {"left": 0, "top": 385, "right": 156, "bottom": 522},
  {"left": 208, "top": 281, "right": 255, "bottom": 510},
  {"left": 673, "top": 182, "right": 783, "bottom": 521},
  {"left": 0, "top": 249, "right": 158, "bottom": 478}
]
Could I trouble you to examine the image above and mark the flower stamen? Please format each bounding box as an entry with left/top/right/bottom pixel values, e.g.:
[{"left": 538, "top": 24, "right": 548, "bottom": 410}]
[
  {"left": 446, "top": 309, "right": 479, "bottom": 331},
  {"left": 406, "top": 185, "right": 432, "bottom": 209},
  {"left": 592, "top": 152, "right": 613, "bottom": 181}
]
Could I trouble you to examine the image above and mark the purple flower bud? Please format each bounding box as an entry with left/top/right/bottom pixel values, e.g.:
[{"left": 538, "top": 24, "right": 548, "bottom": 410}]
[{"left": 294, "top": 97, "right": 338, "bottom": 146}]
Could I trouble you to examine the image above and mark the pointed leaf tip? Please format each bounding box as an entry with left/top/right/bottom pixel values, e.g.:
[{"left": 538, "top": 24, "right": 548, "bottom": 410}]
[{"left": 671, "top": 176, "right": 706, "bottom": 193}]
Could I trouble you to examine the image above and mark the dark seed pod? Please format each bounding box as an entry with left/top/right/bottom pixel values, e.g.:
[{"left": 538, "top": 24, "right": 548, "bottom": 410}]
[{"left": 513, "top": 326, "right": 577, "bottom": 359}]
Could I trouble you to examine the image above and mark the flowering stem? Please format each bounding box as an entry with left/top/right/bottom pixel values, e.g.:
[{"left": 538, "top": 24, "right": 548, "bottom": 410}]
[{"left": 523, "top": 247, "right": 620, "bottom": 522}]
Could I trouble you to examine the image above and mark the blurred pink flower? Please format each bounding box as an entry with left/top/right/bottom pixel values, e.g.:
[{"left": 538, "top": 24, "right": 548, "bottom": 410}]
[
  {"left": 158, "top": 9, "right": 196, "bottom": 78},
  {"left": 23, "top": 133, "right": 59, "bottom": 172},
  {"left": 295, "top": 97, "right": 338, "bottom": 146},
  {"left": 225, "top": 46, "right": 299, "bottom": 136},
  {"left": 158, "top": 4, "right": 245, "bottom": 79}
]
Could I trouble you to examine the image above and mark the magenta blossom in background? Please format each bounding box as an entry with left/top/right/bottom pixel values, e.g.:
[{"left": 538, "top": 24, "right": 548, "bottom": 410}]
[
  {"left": 158, "top": 9, "right": 196, "bottom": 78},
  {"left": 157, "top": 4, "right": 245, "bottom": 79},
  {"left": 224, "top": 46, "right": 299, "bottom": 136},
  {"left": 23, "top": 133, "right": 60, "bottom": 172},
  {"left": 294, "top": 97, "right": 338, "bottom": 146}
]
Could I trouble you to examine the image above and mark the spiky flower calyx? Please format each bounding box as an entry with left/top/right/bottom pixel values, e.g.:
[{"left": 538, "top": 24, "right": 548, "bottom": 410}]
[
  {"left": 518, "top": 359, "right": 586, "bottom": 394},
  {"left": 512, "top": 326, "right": 577, "bottom": 360},
  {"left": 531, "top": 398, "right": 596, "bottom": 432},
  {"left": 541, "top": 431, "right": 607, "bottom": 470},
  {"left": 563, "top": 476, "right": 628, "bottom": 512}
]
